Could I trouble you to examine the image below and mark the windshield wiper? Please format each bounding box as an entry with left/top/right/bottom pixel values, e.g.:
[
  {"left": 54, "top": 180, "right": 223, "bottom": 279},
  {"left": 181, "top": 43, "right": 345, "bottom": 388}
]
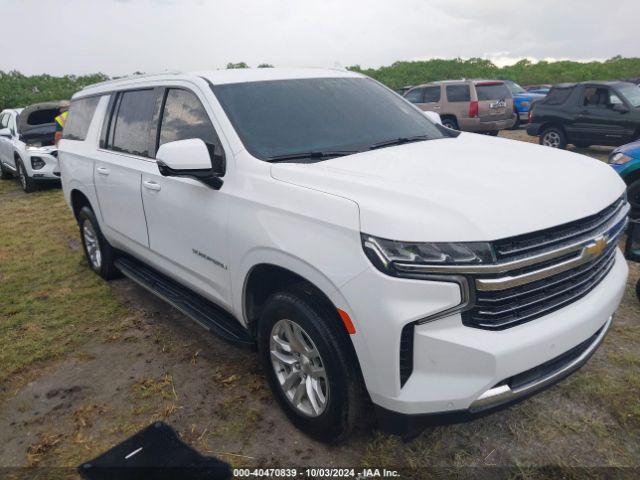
[
  {"left": 267, "top": 150, "right": 360, "bottom": 162},
  {"left": 369, "top": 135, "right": 431, "bottom": 150}
]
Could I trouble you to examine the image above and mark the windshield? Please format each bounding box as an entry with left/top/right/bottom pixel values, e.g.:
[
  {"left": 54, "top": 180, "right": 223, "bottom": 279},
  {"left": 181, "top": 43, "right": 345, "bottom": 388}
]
[
  {"left": 506, "top": 81, "right": 526, "bottom": 95},
  {"left": 211, "top": 77, "right": 448, "bottom": 161},
  {"left": 617, "top": 83, "right": 640, "bottom": 108}
]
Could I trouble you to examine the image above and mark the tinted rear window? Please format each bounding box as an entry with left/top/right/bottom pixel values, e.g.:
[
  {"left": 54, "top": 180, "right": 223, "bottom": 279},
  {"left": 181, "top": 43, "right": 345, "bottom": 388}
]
[
  {"left": 543, "top": 87, "right": 572, "bottom": 105},
  {"left": 110, "top": 89, "right": 156, "bottom": 157},
  {"left": 476, "top": 83, "right": 510, "bottom": 100},
  {"left": 63, "top": 97, "right": 100, "bottom": 141},
  {"left": 446, "top": 85, "right": 470, "bottom": 102}
]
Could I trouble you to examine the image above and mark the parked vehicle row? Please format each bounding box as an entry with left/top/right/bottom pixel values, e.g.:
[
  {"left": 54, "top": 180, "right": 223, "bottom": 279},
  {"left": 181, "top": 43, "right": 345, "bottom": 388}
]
[
  {"left": 59, "top": 68, "right": 628, "bottom": 442},
  {"left": 503, "top": 80, "right": 546, "bottom": 129},
  {"left": 0, "top": 101, "right": 67, "bottom": 192},
  {"left": 404, "top": 79, "right": 515, "bottom": 134},
  {"left": 609, "top": 139, "right": 640, "bottom": 217}
]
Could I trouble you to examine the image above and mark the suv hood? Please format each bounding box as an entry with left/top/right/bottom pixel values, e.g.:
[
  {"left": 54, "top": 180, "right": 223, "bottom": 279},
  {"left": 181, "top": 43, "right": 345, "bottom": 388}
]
[{"left": 270, "top": 133, "right": 625, "bottom": 242}]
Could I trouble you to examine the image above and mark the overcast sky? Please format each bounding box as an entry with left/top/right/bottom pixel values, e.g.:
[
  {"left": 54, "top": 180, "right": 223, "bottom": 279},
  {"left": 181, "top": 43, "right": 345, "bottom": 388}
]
[{"left": 3, "top": 0, "right": 639, "bottom": 76}]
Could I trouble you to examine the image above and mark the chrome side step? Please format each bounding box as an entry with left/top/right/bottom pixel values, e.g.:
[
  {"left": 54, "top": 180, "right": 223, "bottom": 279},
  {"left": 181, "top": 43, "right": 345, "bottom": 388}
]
[{"left": 114, "top": 256, "right": 255, "bottom": 348}]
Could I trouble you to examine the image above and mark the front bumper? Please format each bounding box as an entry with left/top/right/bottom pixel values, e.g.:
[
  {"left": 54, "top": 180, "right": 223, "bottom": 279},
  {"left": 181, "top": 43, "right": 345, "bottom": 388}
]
[
  {"left": 27, "top": 150, "right": 60, "bottom": 181},
  {"left": 341, "top": 249, "right": 627, "bottom": 419}
]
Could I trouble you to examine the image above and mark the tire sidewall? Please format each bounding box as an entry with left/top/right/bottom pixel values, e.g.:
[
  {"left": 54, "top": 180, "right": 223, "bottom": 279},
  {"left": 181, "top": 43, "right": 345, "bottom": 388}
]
[
  {"left": 442, "top": 118, "right": 458, "bottom": 130},
  {"left": 257, "top": 291, "right": 354, "bottom": 441},
  {"left": 627, "top": 179, "right": 640, "bottom": 218},
  {"left": 17, "top": 159, "right": 35, "bottom": 192},
  {"left": 78, "top": 207, "right": 107, "bottom": 276}
]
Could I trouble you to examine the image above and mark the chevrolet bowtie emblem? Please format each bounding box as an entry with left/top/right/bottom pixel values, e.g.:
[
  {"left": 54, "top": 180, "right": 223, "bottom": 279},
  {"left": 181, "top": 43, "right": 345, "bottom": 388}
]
[{"left": 585, "top": 236, "right": 607, "bottom": 258}]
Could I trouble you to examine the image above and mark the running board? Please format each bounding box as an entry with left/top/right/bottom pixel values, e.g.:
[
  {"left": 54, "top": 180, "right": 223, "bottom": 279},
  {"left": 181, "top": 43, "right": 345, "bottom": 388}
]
[{"left": 114, "top": 256, "right": 255, "bottom": 348}]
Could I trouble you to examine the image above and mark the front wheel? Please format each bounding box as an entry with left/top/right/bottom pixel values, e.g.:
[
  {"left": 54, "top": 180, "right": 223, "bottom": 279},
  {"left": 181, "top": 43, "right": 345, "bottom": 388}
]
[
  {"left": 258, "top": 288, "right": 364, "bottom": 442},
  {"left": 628, "top": 179, "right": 640, "bottom": 219},
  {"left": 441, "top": 117, "right": 459, "bottom": 130},
  {"left": 16, "top": 159, "right": 37, "bottom": 192},
  {"left": 78, "top": 206, "right": 119, "bottom": 280},
  {"left": 539, "top": 127, "right": 567, "bottom": 149}
]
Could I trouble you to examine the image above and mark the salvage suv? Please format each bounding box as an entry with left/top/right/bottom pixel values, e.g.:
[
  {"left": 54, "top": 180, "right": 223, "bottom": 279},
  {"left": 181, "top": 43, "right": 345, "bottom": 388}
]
[
  {"left": 60, "top": 69, "right": 629, "bottom": 441},
  {"left": 403, "top": 79, "right": 515, "bottom": 134},
  {"left": 0, "top": 102, "right": 66, "bottom": 192}
]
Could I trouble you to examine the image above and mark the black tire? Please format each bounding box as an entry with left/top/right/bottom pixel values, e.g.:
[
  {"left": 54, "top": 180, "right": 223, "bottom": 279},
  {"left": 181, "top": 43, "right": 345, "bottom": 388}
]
[
  {"left": 16, "top": 159, "right": 37, "bottom": 192},
  {"left": 628, "top": 179, "right": 640, "bottom": 219},
  {"left": 486, "top": 130, "right": 499, "bottom": 136},
  {"left": 257, "top": 286, "right": 364, "bottom": 443},
  {"left": 441, "top": 117, "right": 459, "bottom": 130},
  {"left": 78, "top": 206, "right": 119, "bottom": 280},
  {"left": 0, "top": 162, "right": 12, "bottom": 180},
  {"left": 539, "top": 126, "right": 567, "bottom": 149},
  {"left": 510, "top": 109, "right": 521, "bottom": 130}
]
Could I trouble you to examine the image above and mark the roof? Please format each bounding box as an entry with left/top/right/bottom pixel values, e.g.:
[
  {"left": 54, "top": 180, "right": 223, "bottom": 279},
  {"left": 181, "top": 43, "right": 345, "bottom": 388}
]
[
  {"left": 413, "top": 79, "right": 507, "bottom": 88},
  {"left": 553, "top": 80, "right": 632, "bottom": 89},
  {"left": 76, "top": 67, "right": 363, "bottom": 98},
  {"left": 1, "top": 108, "right": 23, "bottom": 115}
]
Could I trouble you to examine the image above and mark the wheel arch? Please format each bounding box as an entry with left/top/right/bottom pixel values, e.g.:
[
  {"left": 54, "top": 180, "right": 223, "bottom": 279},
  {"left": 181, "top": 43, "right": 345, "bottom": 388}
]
[{"left": 70, "top": 188, "right": 93, "bottom": 221}]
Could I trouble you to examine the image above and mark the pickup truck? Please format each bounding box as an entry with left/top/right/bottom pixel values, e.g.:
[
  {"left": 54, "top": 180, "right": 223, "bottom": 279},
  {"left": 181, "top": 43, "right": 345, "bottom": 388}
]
[
  {"left": 503, "top": 80, "right": 545, "bottom": 128},
  {"left": 527, "top": 81, "right": 640, "bottom": 149}
]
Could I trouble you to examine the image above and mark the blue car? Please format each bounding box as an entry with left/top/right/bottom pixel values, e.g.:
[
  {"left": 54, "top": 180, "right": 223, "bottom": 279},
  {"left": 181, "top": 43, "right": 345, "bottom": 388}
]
[
  {"left": 503, "top": 80, "right": 546, "bottom": 128},
  {"left": 609, "top": 140, "right": 640, "bottom": 218}
]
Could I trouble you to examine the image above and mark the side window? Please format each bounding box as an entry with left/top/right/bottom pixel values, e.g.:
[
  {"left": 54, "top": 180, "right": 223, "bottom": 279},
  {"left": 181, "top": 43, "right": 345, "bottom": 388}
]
[
  {"left": 63, "top": 96, "right": 100, "bottom": 141},
  {"left": 0, "top": 113, "right": 8, "bottom": 129},
  {"left": 158, "top": 89, "right": 221, "bottom": 151},
  {"left": 446, "top": 85, "right": 471, "bottom": 102},
  {"left": 609, "top": 91, "right": 624, "bottom": 105},
  {"left": 423, "top": 86, "right": 441, "bottom": 103},
  {"left": 110, "top": 89, "right": 156, "bottom": 157},
  {"left": 404, "top": 88, "right": 425, "bottom": 104}
]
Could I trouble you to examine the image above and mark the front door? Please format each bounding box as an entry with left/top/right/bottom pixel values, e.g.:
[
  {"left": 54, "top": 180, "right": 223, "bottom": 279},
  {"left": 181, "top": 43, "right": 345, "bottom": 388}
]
[
  {"left": 141, "top": 87, "right": 231, "bottom": 307},
  {"left": 574, "top": 86, "right": 634, "bottom": 145},
  {"left": 94, "top": 89, "right": 157, "bottom": 248}
]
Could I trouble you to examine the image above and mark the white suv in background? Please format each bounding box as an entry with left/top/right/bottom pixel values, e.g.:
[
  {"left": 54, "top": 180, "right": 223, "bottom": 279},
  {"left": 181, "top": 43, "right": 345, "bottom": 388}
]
[
  {"left": 0, "top": 102, "right": 64, "bottom": 192},
  {"left": 59, "top": 68, "right": 629, "bottom": 441}
]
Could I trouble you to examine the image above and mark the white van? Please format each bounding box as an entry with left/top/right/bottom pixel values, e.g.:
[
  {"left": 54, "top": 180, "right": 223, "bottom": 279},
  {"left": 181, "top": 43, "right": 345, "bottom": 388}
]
[{"left": 59, "top": 68, "right": 629, "bottom": 441}]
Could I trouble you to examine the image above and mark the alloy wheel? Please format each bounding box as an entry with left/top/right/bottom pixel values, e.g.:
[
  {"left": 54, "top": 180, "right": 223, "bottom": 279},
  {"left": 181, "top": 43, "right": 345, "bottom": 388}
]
[
  {"left": 543, "top": 131, "right": 561, "bottom": 148},
  {"left": 82, "top": 220, "right": 102, "bottom": 269},
  {"left": 270, "top": 319, "right": 329, "bottom": 417},
  {"left": 18, "top": 164, "right": 27, "bottom": 190}
]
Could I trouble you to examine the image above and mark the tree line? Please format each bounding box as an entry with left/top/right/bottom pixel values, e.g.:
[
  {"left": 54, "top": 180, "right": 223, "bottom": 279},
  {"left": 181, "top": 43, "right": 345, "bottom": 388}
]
[{"left": 2, "top": 57, "right": 639, "bottom": 111}]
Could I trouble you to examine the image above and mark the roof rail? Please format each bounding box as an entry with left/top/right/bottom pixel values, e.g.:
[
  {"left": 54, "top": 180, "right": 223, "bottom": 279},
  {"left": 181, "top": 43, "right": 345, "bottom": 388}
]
[{"left": 81, "top": 70, "right": 182, "bottom": 90}]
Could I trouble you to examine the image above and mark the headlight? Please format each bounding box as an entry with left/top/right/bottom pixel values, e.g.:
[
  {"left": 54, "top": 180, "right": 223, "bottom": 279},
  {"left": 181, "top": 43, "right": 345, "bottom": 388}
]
[
  {"left": 609, "top": 152, "right": 633, "bottom": 165},
  {"left": 31, "top": 156, "right": 45, "bottom": 170},
  {"left": 362, "top": 234, "right": 495, "bottom": 276}
]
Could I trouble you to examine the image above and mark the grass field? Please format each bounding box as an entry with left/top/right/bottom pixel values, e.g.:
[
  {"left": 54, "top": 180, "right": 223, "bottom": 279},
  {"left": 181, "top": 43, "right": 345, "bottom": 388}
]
[{"left": 0, "top": 133, "right": 639, "bottom": 478}]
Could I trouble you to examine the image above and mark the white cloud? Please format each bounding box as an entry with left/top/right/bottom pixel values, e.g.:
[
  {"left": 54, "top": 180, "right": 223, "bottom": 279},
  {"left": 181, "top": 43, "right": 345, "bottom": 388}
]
[{"left": 2, "top": 0, "right": 638, "bottom": 75}]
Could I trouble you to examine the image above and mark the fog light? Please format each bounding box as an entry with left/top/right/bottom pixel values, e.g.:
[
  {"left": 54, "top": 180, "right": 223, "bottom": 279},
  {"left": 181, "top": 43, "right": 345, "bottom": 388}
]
[{"left": 31, "top": 156, "right": 45, "bottom": 170}]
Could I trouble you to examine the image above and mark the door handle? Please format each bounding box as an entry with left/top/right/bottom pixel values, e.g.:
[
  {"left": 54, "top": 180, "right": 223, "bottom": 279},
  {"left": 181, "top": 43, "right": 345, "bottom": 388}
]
[
  {"left": 96, "top": 167, "right": 110, "bottom": 176},
  {"left": 143, "top": 180, "right": 161, "bottom": 191}
]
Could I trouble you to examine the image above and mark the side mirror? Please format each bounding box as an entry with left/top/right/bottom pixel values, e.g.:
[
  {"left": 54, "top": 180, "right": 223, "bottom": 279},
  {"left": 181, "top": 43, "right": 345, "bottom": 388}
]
[
  {"left": 156, "top": 138, "right": 224, "bottom": 190},
  {"left": 0, "top": 128, "right": 12, "bottom": 138},
  {"left": 625, "top": 220, "right": 640, "bottom": 263},
  {"left": 423, "top": 110, "right": 442, "bottom": 125},
  {"left": 613, "top": 103, "right": 629, "bottom": 113}
]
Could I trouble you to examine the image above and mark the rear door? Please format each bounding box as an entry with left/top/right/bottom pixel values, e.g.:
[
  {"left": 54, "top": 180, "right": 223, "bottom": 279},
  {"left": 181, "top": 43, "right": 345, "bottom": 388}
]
[
  {"left": 93, "top": 89, "right": 158, "bottom": 247},
  {"left": 475, "top": 82, "right": 513, "bottom": 121}
]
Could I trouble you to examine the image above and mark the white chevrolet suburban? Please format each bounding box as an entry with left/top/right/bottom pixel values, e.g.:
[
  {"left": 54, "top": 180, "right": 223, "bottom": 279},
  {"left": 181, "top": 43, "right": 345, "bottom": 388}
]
[
  {"left": 59, "top": 68, "right": 629, "bottom": 442},
  {"left": 0, "top": 102, "right": 65, "bottom": 192}
]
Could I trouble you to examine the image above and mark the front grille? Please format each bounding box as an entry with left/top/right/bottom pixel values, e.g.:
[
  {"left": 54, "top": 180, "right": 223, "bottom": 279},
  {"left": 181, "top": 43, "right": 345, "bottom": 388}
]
[
  {"left": 493, "top": 198, "right": 625, "bottom": 261},
  {"left": 464, "top": 198, "right": 627, "bottom": 330}
]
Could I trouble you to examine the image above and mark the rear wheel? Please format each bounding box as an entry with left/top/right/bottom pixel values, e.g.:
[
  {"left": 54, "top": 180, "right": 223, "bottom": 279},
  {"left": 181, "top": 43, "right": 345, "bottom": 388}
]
[
  {"left": 540, "top": 127, "right": 567, "bottom": 149},
  {"left": 16, "top": 159, "right": 37, "bottom": 193},
  {"left": 78, "top": 206, "right": 119, "bottom": 280},
  {"left": 441, "top": 117, "right": 459, "bottom": 130},
  {"left": 258, "top": 287, "right": 363, "bottom": 442}
]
